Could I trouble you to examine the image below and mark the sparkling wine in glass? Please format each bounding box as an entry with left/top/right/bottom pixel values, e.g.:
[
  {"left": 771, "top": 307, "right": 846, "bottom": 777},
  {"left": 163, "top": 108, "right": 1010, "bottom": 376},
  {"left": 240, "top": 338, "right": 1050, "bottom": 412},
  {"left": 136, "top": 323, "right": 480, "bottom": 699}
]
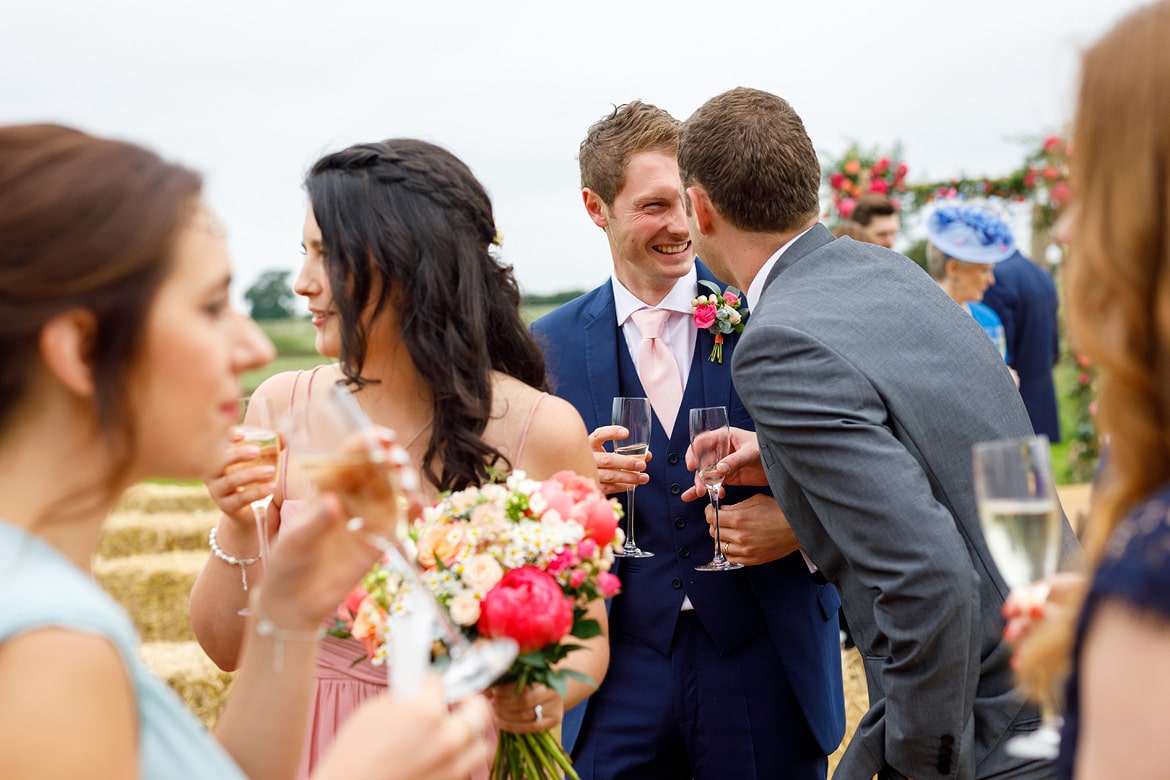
[
  {"left": 226, "top": 395, "right": 280, "bottom": 615},
  {"left": 612, "top": 397, "right": 654, "bottom": 558},
  {"left": 973, "top": 434, "right": 1062, "bottom": 759},
  {"left": 284, "top": 383, "right": 517, "bottom": 702},
  {"left": 690, "top": 406, "right": 742, "bottom": 572}
]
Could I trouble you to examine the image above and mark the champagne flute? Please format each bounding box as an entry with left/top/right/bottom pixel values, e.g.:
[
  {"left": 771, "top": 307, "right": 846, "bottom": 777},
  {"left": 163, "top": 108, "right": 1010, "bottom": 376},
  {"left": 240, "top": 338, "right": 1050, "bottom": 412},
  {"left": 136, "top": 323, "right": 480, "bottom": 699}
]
[
  {"left": 284, "top": 383, "right": 517, "bottom": 702},
  {"left": 690, "top": 406, "right": 742, "bottom": 572},
  {"left": 972, "top": 434, "right": 1062, "bottom": 759},
  {"left": 226, "top": 395, "right": 280, "bottom": 615},
  {"left": 612, "top": 397, "right": 654, "bottom": 558}
]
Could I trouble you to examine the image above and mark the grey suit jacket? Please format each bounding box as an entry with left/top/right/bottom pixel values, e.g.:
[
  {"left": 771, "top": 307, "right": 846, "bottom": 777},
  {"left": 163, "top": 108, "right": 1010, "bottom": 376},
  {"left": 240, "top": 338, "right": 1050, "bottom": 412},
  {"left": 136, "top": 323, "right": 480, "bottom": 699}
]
[{"left": 733, "top": 225, "right": 1079, "bottom": 780}]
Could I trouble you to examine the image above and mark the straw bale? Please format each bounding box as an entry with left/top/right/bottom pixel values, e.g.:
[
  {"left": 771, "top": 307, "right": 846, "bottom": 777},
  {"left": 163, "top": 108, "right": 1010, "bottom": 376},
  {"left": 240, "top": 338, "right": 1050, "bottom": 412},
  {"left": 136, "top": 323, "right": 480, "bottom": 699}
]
[
  {"left": 114, "top": 483, "right": 217, "bottom": 514},
  {"left": 139, "top": 641, "right": 234, "bottom": 728},
  {"left": 94, "top": 550, "right": 208, "bottom": 642},
  {"left": 100, "top": 510, "right": 219, "bottom": 558},
  {"left": 828, "top": 646, "right": 870, "bottom": 774}
]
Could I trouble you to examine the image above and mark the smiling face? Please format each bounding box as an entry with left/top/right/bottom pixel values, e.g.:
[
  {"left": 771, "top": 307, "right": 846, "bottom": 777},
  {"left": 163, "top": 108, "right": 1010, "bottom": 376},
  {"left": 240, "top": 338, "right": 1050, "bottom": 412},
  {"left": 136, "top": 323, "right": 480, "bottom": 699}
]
[
  {"left": 133, "top": 205, "right": 274, "bottom": 479},
  {"left": 294, "top": 204, "right": 341, "bottom": 358},
  {"left": 584, "top": 150, "right": 693, "bottom": 304}
]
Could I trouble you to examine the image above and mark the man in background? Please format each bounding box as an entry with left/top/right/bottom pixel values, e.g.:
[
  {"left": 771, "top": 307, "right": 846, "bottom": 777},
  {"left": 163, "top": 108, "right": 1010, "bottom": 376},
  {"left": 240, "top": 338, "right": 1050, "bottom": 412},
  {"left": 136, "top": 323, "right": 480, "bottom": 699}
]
[
  {"left": 981, "top": 244, "right": 1062, "bottom": 441},
  {"left": 851, "top": 192, "right": 900, "bottom": 249}
]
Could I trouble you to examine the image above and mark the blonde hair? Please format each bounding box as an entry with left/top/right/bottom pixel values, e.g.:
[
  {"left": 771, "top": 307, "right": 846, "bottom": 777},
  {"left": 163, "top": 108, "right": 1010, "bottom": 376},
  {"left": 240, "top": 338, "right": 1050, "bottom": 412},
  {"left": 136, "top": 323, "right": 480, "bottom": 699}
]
[{"left": 1022, "top": 0, "right": 1170, "bottom": 692}]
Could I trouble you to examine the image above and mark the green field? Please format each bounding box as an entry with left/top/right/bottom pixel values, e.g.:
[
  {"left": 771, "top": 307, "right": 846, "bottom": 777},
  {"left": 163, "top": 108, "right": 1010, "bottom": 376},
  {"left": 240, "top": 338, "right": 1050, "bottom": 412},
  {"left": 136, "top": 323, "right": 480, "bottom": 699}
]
[{"left": 246, "top": 315, "right": 1092, "bottom": 484}]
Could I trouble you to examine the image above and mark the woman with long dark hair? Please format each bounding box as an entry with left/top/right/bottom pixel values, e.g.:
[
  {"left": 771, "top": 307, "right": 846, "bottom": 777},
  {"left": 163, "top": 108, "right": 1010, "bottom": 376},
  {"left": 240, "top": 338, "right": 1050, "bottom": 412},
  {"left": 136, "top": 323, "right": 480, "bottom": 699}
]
[{"left": 190, "top": 138, "right": 607, "bottom": 778}]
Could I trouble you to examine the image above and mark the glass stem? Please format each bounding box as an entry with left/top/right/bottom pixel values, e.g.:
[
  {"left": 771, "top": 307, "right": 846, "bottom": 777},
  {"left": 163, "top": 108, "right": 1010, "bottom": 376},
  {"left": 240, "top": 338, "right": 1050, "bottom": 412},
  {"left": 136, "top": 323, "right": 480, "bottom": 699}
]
[
  {"left": 710, "top": 487, "right": 725, "bottom": 561},
  {"left": 624, "top": 485, "right": 638, "bottom": 553}
]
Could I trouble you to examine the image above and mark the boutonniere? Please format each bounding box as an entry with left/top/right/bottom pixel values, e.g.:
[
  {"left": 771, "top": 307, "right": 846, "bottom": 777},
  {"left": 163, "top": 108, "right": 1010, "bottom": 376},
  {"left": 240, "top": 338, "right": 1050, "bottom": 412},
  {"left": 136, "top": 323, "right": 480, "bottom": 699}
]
[{"left": 691, "top": 280, "right": 746, "bottom": 363}]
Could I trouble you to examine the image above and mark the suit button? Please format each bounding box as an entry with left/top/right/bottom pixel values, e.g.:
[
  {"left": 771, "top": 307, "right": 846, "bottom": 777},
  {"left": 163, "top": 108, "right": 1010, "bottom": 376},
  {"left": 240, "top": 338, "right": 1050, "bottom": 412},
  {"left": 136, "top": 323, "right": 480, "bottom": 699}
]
[
  {"left": 673, "top": 517, "right": 685, "bottom": 529},
  {"left": 940, "top": 735, "right": 955, "bottom": 746},
  {"left": 670, "top": 483, "right": 681, "bottom": 495},
  {"left": 680, "top": 548, "right": 691, "bottom": 559},
  {"left": 671, "top": 578, "right": 682, "bottom": 589},
  {"left": 667, "top": 453, "right": 680, "bottom": 464},
  {"left": 937, "top": 761, "right": 952, "bottom": 774}
]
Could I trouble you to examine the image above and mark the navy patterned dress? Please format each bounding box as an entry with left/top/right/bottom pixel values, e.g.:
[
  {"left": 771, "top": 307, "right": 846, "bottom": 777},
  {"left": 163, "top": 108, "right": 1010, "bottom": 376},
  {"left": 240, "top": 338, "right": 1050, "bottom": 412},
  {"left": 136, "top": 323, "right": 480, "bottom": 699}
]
[{"left": 1057, "top": 483, "right": 1170, "bottom": 778}]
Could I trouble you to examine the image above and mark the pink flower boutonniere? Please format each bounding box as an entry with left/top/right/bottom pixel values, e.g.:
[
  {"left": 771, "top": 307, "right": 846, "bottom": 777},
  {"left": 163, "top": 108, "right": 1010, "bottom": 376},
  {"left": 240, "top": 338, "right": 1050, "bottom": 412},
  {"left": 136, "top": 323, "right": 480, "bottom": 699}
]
[{"left": 691, "top": 280, "right": 746, "bottom": 364}]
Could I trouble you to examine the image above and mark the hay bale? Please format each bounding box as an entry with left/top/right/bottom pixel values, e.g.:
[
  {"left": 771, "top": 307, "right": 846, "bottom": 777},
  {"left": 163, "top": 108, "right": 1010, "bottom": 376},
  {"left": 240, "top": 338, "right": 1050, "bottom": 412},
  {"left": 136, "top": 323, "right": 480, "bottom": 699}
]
[
  {"left": 94, "top": 550, "right": 209, "bottom": 642},
  {"left": 100, "top": 510, "right": 219, "bottom": 558},
  {"left": 139, "top": 641, "right": 234, "bottom": 728},
  {"left": 115, "top": 483, "right": 217, "bottom": 514},
  {"left": 828, "top": 646, "right": 870, "bottom": 775}
]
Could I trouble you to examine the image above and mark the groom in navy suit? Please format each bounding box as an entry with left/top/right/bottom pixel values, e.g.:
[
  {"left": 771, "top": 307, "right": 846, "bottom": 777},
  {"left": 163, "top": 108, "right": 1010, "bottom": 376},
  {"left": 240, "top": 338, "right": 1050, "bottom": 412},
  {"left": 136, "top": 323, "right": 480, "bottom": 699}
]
[{"left": 531, "top": 101, "right": 844, "bottom": 780}]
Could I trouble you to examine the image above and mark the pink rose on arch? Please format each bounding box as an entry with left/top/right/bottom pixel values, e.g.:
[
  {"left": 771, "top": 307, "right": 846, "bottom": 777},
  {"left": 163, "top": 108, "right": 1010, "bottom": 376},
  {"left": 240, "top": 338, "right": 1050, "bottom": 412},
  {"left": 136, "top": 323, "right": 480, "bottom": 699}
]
[
  {"left": 477, "top": 566, "right": 574, "bottom": 654},
  {"left": 693, "top": 303, "right": 717, "bottom": 330},
  {"left": 838, "top": 197, "right": 857, "bottom": 219},
  {"left": 869, "top": 178, "right": 890, "bottom": 194}
]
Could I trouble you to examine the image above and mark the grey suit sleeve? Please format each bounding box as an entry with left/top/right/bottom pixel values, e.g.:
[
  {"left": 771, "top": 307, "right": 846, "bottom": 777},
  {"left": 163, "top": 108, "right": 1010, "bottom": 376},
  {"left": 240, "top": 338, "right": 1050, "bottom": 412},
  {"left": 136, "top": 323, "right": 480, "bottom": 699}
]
[{"left": 736, "top": 322, "right": 981, "bottom": 776}]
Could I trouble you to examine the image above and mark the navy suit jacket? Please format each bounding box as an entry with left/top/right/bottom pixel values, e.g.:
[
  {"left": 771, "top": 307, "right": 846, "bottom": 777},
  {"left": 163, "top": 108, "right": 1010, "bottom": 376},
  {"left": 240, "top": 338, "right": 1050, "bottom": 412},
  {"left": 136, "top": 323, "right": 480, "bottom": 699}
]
[
  {"left": 530, "top": 263, "right": 845, "bottom": 756},
  {"left": 981, "top": 251, "right": 1061, "bottom": 440}
]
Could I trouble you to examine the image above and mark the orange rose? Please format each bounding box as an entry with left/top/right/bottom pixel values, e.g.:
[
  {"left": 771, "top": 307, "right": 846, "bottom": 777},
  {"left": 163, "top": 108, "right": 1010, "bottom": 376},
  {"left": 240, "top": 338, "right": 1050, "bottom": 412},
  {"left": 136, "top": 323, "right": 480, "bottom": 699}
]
[{"left": 416, "top": 523, "right": 468, "bottom": 569}]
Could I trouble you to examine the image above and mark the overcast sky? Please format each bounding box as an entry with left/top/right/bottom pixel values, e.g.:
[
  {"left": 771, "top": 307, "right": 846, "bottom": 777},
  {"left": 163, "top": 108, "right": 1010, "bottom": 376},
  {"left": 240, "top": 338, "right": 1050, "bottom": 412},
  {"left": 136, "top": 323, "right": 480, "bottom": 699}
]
[{"left": 2, "top": 0, "right": 1146, "bottom": 306}]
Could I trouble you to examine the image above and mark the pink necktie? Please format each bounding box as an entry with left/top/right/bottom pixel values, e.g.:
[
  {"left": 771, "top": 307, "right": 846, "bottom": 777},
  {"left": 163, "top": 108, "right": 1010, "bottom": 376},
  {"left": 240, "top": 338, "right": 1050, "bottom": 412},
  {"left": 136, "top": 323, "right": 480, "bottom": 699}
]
[{"left": 631, "top": 308, "right": 683, "bottom": 433}]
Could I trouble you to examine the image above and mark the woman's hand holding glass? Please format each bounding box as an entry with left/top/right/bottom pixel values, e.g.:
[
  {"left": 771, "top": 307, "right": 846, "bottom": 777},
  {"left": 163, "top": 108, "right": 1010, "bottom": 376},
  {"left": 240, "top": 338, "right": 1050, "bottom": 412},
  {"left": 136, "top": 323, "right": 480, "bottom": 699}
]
[
  {"left": 283, "top": 383, "right": 517, "bottom": 702},
  {"left": 972, "top": 434, "right": 1066, "bottom": 760}
]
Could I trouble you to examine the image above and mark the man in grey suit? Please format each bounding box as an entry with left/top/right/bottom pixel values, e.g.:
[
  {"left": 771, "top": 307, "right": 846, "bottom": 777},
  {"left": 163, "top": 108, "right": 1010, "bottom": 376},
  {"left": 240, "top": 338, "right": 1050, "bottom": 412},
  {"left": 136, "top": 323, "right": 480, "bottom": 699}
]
[{"left": 677, "top": 86, "right": 1078, "bottom": 779}]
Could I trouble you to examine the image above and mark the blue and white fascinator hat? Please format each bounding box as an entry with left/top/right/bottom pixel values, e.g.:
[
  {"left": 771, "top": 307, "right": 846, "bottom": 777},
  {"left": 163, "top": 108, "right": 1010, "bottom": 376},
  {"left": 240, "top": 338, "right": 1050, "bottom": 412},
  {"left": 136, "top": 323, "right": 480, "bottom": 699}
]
[{"left": 926, "top": 202, "right": 1015, "bottom": 264}]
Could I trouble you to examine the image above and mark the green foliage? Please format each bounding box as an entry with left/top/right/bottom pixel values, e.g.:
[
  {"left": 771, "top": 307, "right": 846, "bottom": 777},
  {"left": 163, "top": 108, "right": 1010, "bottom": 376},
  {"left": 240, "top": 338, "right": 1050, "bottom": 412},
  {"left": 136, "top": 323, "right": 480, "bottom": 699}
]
[
  {"left": 522, "top": 290, "right": 586, "bottom": 306},
  {"left": 245, "top": 269, "right": 298, "bottom": 321}
]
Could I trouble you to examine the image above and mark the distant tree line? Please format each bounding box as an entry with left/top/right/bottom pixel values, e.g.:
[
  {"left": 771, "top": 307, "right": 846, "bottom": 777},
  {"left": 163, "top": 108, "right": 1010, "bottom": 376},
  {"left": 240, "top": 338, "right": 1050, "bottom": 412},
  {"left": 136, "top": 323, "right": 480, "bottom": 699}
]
[{"left": 244, "top": 270, "right": 586, "bottom": 320}]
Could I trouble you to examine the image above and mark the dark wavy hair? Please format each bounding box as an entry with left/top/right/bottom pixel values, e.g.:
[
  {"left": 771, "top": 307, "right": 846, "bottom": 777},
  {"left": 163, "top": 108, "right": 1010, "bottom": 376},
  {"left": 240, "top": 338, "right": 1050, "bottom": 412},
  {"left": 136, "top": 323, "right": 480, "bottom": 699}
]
[
  {"left": 305, "top": 138, "right": 546, "bottom": 493},
  {"left": 0, "top": 124, "right": 201, "bottom": 491}
]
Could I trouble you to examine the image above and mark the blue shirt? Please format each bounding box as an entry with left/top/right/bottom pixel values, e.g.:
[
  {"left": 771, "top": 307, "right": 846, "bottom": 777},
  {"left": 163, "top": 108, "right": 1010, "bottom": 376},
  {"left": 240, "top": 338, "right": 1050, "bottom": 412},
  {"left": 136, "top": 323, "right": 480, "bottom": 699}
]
[{"left": 0, "top": 522, "right": 246, "bottom": 779}]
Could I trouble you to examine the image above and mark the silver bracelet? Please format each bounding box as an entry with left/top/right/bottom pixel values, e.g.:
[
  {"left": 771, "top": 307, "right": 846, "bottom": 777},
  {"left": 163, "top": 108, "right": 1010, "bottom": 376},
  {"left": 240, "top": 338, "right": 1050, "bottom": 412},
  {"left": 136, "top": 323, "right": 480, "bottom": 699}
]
[
  {"left": 252, "top": 602, "right": 324, "bottom": 672},
  {"left": 208, "top": 526, "right": 262, "bottom": 591}
]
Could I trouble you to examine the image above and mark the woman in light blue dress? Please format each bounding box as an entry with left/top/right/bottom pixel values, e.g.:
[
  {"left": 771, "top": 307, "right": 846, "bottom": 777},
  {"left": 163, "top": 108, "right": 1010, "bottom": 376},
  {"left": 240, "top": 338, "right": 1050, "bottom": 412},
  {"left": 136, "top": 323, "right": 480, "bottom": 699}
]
[{"left": 0, "top": 124, "right": 493, "bottom": 780}]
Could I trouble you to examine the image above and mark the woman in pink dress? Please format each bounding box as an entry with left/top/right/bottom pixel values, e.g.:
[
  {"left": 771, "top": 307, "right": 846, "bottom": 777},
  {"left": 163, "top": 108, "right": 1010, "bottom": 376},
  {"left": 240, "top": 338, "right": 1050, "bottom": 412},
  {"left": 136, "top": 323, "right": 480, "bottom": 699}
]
[{"left": 190, "top": 139, "right": 608, "bottom": 778}]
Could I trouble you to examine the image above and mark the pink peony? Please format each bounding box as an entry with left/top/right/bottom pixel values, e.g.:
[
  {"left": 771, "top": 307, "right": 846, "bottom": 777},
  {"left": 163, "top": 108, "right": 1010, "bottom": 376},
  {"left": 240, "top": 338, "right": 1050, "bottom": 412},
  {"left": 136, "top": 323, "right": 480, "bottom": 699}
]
[
  {"left": 548, "top": 470, "right": 598, "bottom": 503},
  {"left": 537, "top": 480, "right": 574, "bottom": 519},
  {"left": 572, "top": 496, "right": 620, "bottom": 547},
  {"left": 477, "top": 566, "right": 574, "bottom": 654}
]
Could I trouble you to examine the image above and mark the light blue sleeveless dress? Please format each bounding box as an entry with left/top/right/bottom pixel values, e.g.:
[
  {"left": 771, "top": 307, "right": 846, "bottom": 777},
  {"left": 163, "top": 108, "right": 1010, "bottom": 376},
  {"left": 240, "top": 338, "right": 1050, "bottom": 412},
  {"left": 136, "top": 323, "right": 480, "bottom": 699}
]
[{"left": 0, "top": 521, "right": 246, "bottom": 779}]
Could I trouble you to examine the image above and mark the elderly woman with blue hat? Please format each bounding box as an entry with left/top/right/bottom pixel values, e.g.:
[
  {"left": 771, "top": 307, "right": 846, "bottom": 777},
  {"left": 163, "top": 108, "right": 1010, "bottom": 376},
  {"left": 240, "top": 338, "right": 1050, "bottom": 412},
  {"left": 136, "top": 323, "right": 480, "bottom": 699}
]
[{"left": 925, "top": 203, "right": 1017, "bottom": 377}]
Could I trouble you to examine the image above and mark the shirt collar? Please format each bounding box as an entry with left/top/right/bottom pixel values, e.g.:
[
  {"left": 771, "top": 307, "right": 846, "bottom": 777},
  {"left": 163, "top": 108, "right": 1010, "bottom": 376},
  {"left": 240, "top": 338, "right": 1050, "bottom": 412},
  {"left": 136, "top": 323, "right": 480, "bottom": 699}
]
[
  {"left": 744, "top": 226, "right": 814, "bottom": 310},
  {"left": 612, "top": 265, "right": 699, "bottom": 326}
]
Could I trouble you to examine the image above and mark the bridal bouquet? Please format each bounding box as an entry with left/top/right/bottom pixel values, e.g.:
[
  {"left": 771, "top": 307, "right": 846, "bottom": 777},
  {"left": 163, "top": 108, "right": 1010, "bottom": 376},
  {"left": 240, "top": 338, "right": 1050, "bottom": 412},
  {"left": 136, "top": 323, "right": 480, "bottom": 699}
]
[{"left": 332, "top": 470, "right": 623, "bottom": 780}]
